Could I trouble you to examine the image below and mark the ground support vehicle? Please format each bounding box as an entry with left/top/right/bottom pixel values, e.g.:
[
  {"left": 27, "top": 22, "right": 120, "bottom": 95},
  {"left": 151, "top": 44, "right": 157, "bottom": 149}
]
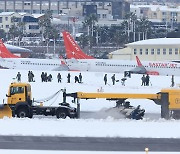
[
  {"left": 2, "top": 82, "right": 180, "bottom": 120},
  {"left": 1, "top": 82, "right": 77, "bottom": 119},
  {"left": 62, "top": 89, "right": 180, "bottom": 120}
]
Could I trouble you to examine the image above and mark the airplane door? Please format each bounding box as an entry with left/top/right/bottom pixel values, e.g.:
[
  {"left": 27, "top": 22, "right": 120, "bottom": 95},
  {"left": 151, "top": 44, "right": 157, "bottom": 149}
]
[
  {"left": 78, "top": 62, "right": 90, "bottom": 71},
  {"left": 87, "top": 63, "right": 90, "bottom": 71},
  {"left": 12, "top": 61, "right": 16, "bottom": 69}
]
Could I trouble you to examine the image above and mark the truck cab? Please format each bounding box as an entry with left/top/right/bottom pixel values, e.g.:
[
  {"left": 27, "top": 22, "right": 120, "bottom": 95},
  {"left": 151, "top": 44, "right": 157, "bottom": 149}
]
[
  {"left": 5, "top": 82, "right": 77, "bottom": 119},
  {"left": 7, "top": 82, "right": 32, "bottom": 105}
]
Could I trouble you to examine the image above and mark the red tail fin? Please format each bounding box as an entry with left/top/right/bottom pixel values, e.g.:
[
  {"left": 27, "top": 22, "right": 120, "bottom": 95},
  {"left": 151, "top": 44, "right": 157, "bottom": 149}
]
[
  {"left": 0, "top": 39, "right": 20, "bottom": 58},
  {"left": 136, "top": 56, "right": 143, "bottom": 66},
  {"left": 62, "top": 31, "right": 95, "bottom": 59}
]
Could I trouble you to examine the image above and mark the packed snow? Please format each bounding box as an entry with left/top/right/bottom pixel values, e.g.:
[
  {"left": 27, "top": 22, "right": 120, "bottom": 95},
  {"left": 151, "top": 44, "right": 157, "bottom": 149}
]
[{"left": 0, "top": 69, "right": 179, "bottom": 139}]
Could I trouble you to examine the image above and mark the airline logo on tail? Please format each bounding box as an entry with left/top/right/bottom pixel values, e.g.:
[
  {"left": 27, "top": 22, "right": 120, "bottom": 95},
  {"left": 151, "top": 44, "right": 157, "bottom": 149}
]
[
  {"left": 0, "top": 39, "right": 20, "bottom": 58},
  {"left": 62, "top": 31, "right": 95, "bottom": 59}
]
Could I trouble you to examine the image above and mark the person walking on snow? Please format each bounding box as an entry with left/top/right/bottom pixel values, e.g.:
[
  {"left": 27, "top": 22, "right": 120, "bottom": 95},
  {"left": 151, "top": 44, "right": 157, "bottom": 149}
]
[
  {"left": 111, "top": 74, "right": 116, "bottom": 85},
  {"left": 67, "top": 73, "right": 71, "bottom": 83},
  {"left": 79, "top": 73, "right": 82, "bottom": 83},
  {"left": 104, "top": 74, "right": 107, "bottom": 85},
  {"left": 145, "top": 74, "right": 150, "bottom": 86},
  {"left": 141, "top": 75, "right": 146, "bottom": 86},
  {"left": 16, "top": 72, "right": 21, "bottom": 82},
  {"left": 171, "top": 75, "right": 175, "bottom": 87},
  {"left": 57, "top": 73, "right": 62, "bottom": 83}
]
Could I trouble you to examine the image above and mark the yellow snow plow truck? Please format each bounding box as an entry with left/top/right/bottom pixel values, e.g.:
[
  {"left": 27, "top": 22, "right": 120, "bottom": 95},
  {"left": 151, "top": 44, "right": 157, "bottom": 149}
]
[
  {"left": 2, "top": 82, "right": 180, "bottom": 120},
  {"left": 0, "top": 82, "right": 77, "bottom": 119}
]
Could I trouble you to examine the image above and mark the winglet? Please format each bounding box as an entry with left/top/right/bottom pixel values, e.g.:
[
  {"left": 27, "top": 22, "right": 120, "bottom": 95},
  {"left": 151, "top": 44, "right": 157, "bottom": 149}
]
[
  {"left": 62, "top": 31, "right": 95, "bottom": 59},
  {"left": 0, "top": 39, "right": 20, "bottom": 58},
  {"left": 136, "top": 56, "right": 143, "bottom": 66}
]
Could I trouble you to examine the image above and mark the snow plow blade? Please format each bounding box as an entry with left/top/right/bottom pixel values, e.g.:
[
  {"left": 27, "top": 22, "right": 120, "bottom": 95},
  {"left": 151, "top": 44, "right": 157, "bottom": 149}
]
[{"left": 0, "top": 105, "right": 12, "bottom": 118}]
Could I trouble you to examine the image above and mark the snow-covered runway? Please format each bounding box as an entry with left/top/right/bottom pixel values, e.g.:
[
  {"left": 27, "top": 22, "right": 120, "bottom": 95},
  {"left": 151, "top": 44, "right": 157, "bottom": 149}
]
[{"left": 0, "top": 69, "right": 179, "bottom": 138}]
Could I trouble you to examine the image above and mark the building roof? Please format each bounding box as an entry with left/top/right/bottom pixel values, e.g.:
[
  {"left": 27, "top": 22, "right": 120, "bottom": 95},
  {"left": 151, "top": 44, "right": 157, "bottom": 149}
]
[
  {"left": 130, "top": 4, "right": 180, "bottom": 12},
  {"left": 32, "top": 14, "right": 44, "bottom": 19},
  {"left": 0, "top": 12, "right": 15, "bottom": 16},
  {"left": 127, "top": 38, "right": 180, "bottom": 46}
]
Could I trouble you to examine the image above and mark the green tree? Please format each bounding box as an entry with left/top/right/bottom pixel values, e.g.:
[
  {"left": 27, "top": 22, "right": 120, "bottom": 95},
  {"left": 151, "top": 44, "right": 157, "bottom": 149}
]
[
  {"left": 83, "top": 14, "right": 98, "bottom": 48},
  {"left": 124, "top": 12, "right": 137, "bottom": 42},
  {"left": 8, "top": 16, "right": 21, "bottom": 44},
  {"left": 17, "top": 21, "right": 26, "bottom": 45},
  {"left": 138, "top": 17, "right": 151, "bottom": 40},
  {"left": 39, "top": 10, "right": 53, "bottom": 40},
  {"left": 78, "top": 34, "right": 89, "bottom": 49},
  {"left": 38, "top": 10, "right": 53, "bottom": 53},
  {"left": 0, "top": 29, "right": 6, "bottom": 41}
]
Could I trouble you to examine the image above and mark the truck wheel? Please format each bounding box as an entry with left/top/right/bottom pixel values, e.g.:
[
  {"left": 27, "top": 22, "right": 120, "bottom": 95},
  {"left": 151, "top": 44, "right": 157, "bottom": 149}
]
[
  {"left": 56, "top": 110, "right": 67, "bottom": 119},
  {"left": 17, "top": 108, "right": 28, "bottom": 118}
]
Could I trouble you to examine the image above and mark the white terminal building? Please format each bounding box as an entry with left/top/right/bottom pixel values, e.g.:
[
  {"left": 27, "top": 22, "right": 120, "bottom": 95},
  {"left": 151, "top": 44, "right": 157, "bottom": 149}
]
[{"left": 109, "top": 38, "right": 180, "bottom": 61}]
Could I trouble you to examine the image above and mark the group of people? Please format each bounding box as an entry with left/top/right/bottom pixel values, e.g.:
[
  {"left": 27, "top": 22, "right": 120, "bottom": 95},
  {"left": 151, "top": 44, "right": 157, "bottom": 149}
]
[
  {"left": 41, "top": 72, "right": 53, "bottom": 82},
  {"left": 67, "top": 73, "right": 82, "bottom": 83},
  {"left": 103, "top": 74, "right": 127, "bottom": 86},
  {"left": 16, "top": 71, "right": 175, "bottom": 87},
  {"left": 28, "top": 71, "right": 35, "bottom": 82},
  {"left": 141, "top": 74, "right": 150, "bottom": 86},
  {"left": 104, "top": 74, "right": 116, "bottom": 85},
  {"left": 16, "top": 71, "right": 34, "bottom": 82}
]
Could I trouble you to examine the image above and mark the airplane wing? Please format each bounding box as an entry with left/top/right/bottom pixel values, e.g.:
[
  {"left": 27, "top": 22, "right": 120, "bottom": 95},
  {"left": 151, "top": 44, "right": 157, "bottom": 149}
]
[
  {"left": 129, "top": 66, "right": 147, "bottom": 74},
  {"left": 129, "top": 56, "right": 147, "bottom": 74},
  {"left": 0, "top": 39, "right": 20, "bottom": 58},
  {"left": 56, "top": 55, "right": 70, "bottom": 71}
]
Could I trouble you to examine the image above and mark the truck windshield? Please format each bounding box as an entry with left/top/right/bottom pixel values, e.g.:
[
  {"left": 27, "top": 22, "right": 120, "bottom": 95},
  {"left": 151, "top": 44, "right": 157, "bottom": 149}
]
[{"left": 10, "top": 86, "right": 24, "bottom": 95}]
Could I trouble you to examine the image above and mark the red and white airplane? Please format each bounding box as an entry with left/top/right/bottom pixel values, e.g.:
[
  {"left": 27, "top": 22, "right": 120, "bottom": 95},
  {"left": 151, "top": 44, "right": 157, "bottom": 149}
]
[
  {"left": 63, "top": 31, "right": 180, "bottom": 76},
  {"left": 0, "top": 39, "right": 69, "bottom": 71}
]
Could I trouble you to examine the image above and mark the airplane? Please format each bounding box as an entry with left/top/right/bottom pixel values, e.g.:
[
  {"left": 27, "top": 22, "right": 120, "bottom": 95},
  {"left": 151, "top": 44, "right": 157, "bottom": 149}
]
[
  {"left": 0, "top": 39, "right": 69, "bottom": 71},
  {"left": 63, "top": 31, "right": 180, "bottom": 76}
]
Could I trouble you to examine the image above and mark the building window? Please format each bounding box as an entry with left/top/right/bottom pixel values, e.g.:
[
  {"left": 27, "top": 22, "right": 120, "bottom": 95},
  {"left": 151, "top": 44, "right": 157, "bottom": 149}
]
[
  {"left": 163, "top": 48, "right": 166, "bottom": 55},
  {"left": 98, "top": 2, "right": 103, "bottom": 6},
  {"left": 169, "top": 48, "right": 172, "bottom": 55},
  {"left": 175, "top": 48, "right": 178, "bottom": 55},
  {"left": 162, "top": 12, "right": 166, "bottom": 15},
  {"left": 102, "top": 14, "right": 107, "bottom": 18},
  {"left": 6, "top": 25, "right": 9, "bottom": 28},
  {"left": 29, "top": 25, "right": 39, "bottom": 29},
  {"left": 134, "top": 48, "right": 137, "bottom": 55},
  {"left": 151, "top": 49, "right": 154, "bottom": 55},
  {"left": 140, "top": 49, "right": 142, "bottom": 55},
  {"left": 145, "top": 49, "right": 148, "bottom": 55},
  {"left": 5, "top": 17, "right": 8, "bottom": 21},
  {"left": 157, "top": 49, "right": 160, "bottom": 55},
  {"left": 0, "top": 17, "right": 2, "bottom": 23}
]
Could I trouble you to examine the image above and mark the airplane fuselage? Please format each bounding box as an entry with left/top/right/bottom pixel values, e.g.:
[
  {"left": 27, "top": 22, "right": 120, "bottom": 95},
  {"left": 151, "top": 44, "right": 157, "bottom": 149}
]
[
  {"left": 66, "top": 59, "right": 180, "bottom": 76},
  {"left": 0, "top": 58, "right": 69, "bottom": 71}
]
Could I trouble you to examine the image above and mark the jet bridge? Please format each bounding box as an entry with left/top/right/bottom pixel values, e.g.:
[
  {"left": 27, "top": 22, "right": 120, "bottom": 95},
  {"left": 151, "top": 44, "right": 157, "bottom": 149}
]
[{"left": 63, "top": 89, "right": 180, "bottom": 119}]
